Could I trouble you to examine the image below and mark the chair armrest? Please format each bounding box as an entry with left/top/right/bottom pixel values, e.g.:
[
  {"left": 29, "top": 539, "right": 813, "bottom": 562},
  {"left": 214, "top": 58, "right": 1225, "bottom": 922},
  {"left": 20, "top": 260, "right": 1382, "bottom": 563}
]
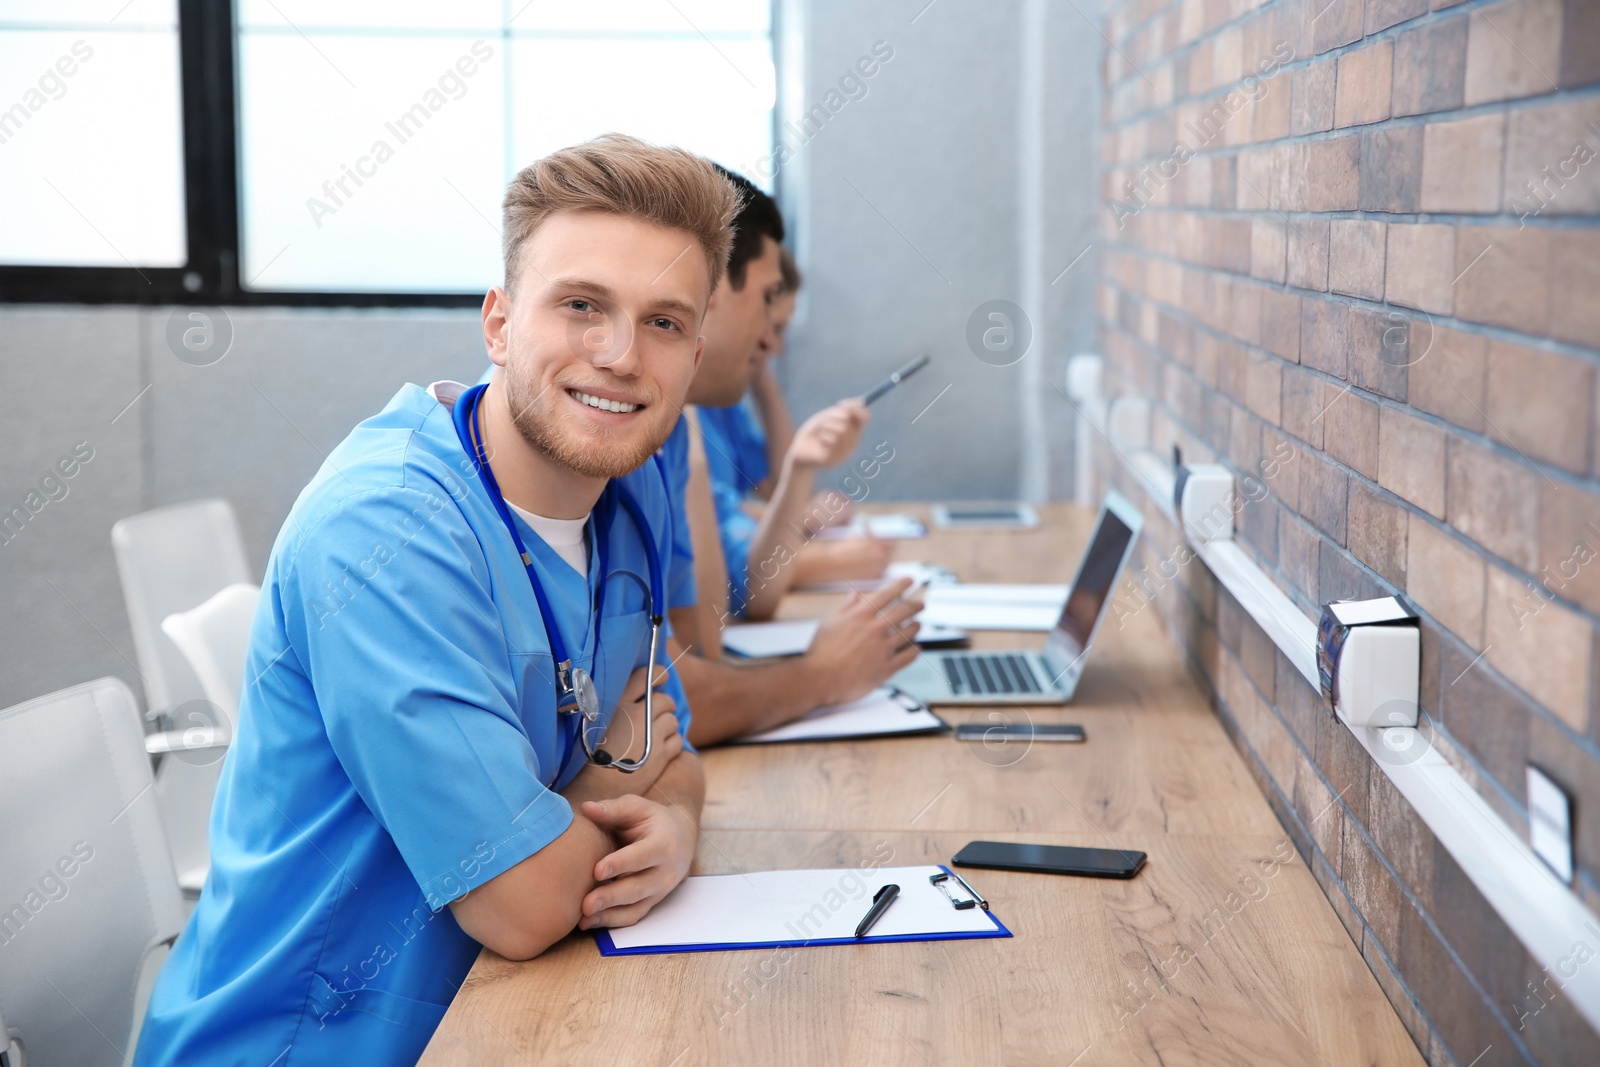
[{"left": 144, "top": 728, "right": 230, "bottom": 756}]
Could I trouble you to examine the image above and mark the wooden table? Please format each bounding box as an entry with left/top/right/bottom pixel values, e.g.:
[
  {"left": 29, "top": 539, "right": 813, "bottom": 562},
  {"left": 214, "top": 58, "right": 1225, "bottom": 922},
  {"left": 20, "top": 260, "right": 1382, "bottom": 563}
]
[{"left": 421, "top": 504, "right": 1422, "bottom": 1066}]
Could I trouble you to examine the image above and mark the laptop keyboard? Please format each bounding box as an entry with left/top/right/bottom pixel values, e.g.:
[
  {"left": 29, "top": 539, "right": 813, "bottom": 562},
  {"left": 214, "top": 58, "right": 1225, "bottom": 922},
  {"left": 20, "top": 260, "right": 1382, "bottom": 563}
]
[{"left": 940, "top": 653, "right": 1044, "bottom": 696}]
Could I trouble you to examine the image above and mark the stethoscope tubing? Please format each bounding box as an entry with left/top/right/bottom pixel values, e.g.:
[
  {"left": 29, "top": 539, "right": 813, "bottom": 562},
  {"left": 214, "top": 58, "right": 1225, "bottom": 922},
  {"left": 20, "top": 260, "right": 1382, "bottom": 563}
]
[{"left": 451, "top": 382, "right": 664, "bottom": 774}]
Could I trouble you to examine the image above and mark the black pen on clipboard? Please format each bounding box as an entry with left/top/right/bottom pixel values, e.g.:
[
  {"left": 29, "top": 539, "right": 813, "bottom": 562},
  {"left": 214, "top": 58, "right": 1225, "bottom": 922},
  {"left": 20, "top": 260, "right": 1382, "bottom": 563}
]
[
  {"left": 854, "top": 883, "right": 900, "bottom": 938},
  {"left": 860, "top": 355, "right": 930, "bottom": 406}
]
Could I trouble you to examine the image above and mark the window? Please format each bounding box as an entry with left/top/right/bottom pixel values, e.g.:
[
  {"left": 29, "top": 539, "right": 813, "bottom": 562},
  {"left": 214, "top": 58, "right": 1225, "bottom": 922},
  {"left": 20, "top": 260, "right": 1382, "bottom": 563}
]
[
  {"left": 234, "top": 0, "right": 775, "bottom": 293},
  {"left": 0, "top": 0, "right": 187, "bottom": 268},
  {"left": 0, "top": 0, "right": 776, "bottom": 303}
]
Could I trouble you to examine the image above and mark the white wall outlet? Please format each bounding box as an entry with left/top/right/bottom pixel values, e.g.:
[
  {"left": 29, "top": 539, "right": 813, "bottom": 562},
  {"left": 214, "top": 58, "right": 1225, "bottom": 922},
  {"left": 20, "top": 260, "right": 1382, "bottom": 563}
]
[
  {"left": 1528, "top": 764, "right": 1575, "bottom": 884},
  {"left": 1177, "top": 464, "right": 1235, "bottom": 545},
  {"left": 1106, "top": 397, "right": 1150, "bottom": 451},
  {"left": 1064, "top": 354, "right": 1102, "bottom": 403}
]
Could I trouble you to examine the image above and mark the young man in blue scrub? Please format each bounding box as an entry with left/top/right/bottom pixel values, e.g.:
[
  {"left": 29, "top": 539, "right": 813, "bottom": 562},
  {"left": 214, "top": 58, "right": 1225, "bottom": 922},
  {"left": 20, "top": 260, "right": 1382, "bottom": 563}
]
[
  {"left": 684, "top": 171, "right": 894, "bottom": 623},
  {"left": 697, "top": 245, "right": 800, "bottom": 504},
  {"left": 134, "top": 135, "right": 735, "bottom": 1066},
  {"left": 657, "top": 171, "right": 922, "bottom": 747}
]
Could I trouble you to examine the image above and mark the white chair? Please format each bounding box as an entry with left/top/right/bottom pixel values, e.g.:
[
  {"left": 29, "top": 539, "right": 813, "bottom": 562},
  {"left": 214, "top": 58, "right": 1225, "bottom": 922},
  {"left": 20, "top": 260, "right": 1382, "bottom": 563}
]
[
  {"left": 0, "top": 678, "right": 186, "bottom": 1067},
  {"left": 160, "top": 582, "right": 260, "bottom": 737},
  {"left": 2, "top": 1000, "right": 17, "bottom": 1067},
  {"left": 155, "top": 583, "right": 261, "bottom": 893},
  {"left": 111, "top": 499, "right": 251, "bottom": 722},
  {"left": 111, "top": 500, "right": 252, "bottom": 899}
]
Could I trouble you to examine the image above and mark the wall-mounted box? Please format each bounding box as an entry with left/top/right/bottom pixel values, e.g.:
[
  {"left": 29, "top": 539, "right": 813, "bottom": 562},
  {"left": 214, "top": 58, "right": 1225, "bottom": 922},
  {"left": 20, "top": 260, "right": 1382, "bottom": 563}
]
[
  {"left": 1317, "top": 597, "right": 1420, "bottom": 728},
  {"left": 1175, "top": 463, "right": 1234, "bottom": 546}
]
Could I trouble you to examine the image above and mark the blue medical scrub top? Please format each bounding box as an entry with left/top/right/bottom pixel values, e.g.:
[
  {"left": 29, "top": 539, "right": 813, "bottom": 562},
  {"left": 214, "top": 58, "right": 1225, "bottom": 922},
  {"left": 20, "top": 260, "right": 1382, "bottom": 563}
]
[
  {"left": 655, "top": 415, "right": 697, "bottom": 613},
  {"left": 694, "top": 404, "right": 764, "bottom": 617},
  {"left": 134, "top": 383, "right": 690, "bottom": 1067},
  {"left": 697, "top": 398, "right": 768, "bottom": 496}
]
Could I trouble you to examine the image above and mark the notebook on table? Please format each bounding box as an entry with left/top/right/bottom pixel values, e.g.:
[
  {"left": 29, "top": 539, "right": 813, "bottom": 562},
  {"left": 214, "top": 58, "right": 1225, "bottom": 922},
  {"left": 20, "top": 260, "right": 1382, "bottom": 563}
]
[{"left": 595, "top": 864, "right": 1010, "bottom": 956}]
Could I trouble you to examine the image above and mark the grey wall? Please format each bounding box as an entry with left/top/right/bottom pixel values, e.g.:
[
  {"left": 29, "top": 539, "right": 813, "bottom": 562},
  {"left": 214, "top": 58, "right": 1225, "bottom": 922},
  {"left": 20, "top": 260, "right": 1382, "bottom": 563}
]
[
  {"left": 775, "top": 0, "right": 1101, "bottom": 502},
  {"left": 0, "top": 0, "right": 1103, "bottom": 709},
  {"left": 0, "top": 305, "right": 485, "bottom": 709}
]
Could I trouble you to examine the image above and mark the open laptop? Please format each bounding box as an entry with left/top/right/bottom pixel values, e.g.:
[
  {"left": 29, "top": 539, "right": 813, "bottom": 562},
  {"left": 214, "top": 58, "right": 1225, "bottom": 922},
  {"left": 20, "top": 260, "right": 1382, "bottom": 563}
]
[{"left": 891, "top": 491, "right": 1143, "bottom": 705}]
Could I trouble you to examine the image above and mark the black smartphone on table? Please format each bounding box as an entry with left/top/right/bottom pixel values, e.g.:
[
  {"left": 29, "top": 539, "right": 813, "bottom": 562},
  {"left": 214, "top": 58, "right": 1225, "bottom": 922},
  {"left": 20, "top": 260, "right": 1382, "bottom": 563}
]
[
  {"left": 953, "top": 723, "right": 1086, "bottom": 743},
  {"left": 952, "top": 840, "right": 1147, "bottom": 879}
]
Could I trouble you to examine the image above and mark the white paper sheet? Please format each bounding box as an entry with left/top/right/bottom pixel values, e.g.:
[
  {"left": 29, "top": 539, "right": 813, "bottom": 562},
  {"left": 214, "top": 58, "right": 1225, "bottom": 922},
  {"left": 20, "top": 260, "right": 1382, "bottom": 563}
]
[
  {"left": 722, "top": 618, "right": 966, "bottom": 658},
  {"left": 924, "top": 583, "right": 1069, "bottom": 604},
  {"left": 813, "top": 514, "right": 928, "bottom": 540},
  {"left": 731, "top": 687, "right": 945, "bottom": 744},
  {"left": 794, "top": 560, "right": 956, "bottom": 594},
  {"left": 917, "top": 584, "right": 1069, "bottom": 631},
  {"left": 603, "top": 865, "right": 1000, "bottom": 950}
]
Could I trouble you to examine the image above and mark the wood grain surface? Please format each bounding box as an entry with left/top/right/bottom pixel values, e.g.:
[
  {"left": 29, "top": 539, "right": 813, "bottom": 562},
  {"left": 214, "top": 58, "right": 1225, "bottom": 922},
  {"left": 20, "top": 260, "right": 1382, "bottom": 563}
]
[{"left": 420, "top": 504, "right": 1422, "bottom": 1067}]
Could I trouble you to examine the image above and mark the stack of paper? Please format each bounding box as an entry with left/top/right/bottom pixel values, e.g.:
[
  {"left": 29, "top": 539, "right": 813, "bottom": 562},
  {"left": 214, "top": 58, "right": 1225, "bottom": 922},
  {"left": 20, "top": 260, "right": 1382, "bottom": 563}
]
[
  {"left": 730, "top": 687, "right": 946, "bottom": 744},
  {"left": 813, "top": 513, "right": 928, "bottom": 541},
  {"left": 917, "top": 583, "right": 1069, "bottom": 631},
  {"left": 795, "top": 559, "right": 956, "bottom": 594},
  {"left": 722, "top": 618, "right": 965, "bottom": 659},
  {"left": 595, "top": 864, "right": 1010, "bottom": 955}
]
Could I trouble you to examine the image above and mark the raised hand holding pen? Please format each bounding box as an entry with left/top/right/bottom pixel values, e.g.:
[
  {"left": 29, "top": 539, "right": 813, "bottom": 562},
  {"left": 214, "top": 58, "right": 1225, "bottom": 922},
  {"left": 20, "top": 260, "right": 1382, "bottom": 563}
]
[{"left": 788, "top": 399, "right": 869, "bottom": 470}]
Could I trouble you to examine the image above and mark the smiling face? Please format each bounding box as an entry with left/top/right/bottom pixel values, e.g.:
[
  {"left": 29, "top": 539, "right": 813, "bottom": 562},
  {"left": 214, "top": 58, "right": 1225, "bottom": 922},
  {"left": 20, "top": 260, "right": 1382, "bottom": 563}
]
[
  {"left": 483, "top": 209, "right": 709, "bottom": 479},
  {"left": 687, "top": 234, "right": 784, "bottom": 407}
]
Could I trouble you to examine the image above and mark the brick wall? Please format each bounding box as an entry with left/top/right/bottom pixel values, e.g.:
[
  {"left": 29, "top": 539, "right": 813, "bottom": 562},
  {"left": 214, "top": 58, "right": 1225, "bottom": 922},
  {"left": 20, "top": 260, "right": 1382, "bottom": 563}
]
[{"left": 1092, "top": 0, "right": 1600, "bottom": 1063}]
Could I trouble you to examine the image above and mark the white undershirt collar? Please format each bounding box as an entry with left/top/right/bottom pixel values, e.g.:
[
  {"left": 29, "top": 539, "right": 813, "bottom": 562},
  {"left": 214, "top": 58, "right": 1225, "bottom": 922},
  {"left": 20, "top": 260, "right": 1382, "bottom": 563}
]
[{"left": 429, "top": 378, "right": 591, "bottom": 578}]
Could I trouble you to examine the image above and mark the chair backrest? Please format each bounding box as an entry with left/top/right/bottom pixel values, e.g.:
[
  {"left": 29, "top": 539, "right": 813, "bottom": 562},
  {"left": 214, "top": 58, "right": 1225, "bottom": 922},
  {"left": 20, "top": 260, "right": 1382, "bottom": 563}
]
[
  {"left": 0, "top": 679, "right": 185, "bottom": 1067},
  {"left": 160, "top": 582, "right": 261, "bottom": 732},
  {"left": 1, "top": 999, "right": 16, "bottom": 1067},
  {"left": 153, "top": 582, "right": 261, "bottom": 895},
  {"left": 111, "top": 500, "right": 250, "bottom": 718}
]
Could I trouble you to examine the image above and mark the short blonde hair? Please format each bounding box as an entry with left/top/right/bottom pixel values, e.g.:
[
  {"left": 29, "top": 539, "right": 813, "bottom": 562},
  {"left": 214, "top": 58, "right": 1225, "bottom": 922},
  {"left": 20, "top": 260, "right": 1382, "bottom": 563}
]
[{"left": 502, "top": 133, "right": 740, "bottom": 294}]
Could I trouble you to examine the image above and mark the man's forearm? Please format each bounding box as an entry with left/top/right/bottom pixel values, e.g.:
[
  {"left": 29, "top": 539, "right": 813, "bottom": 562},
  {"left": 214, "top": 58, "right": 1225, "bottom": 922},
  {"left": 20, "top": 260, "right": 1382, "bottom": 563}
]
[
  {"left": 742, "top": 458, "right": 819, "bottom": 619},
  {"left": 679, "top": 652, "right": 833, "bottom": 747},
  {"left": 447, "top": 813, "right": 613, "bottom": 960},
  {"left": 645, "top": 748, "right": 705, "bottom": 828},
  {"left": 786, "top": 541, "right": 851, "bottom": 588}
]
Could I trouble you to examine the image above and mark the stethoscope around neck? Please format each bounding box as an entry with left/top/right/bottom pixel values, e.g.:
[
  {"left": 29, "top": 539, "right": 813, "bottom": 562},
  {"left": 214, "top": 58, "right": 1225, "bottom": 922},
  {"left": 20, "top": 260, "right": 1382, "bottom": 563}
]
[{"left": 451, "top": 382, "right": 664, "bottom": 774}]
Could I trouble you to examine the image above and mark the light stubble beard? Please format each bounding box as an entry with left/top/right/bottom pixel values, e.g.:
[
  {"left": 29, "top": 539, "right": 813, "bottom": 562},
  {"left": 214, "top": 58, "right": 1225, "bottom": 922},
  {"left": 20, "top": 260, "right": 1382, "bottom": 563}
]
[{"left": 502, "top": 358, "right": 678, "bottom": 480}]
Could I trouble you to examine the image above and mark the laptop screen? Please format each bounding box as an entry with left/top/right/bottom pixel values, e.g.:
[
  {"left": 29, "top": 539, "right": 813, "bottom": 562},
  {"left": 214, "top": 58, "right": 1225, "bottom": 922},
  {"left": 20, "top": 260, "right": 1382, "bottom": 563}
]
[{"left": 1047, "top": 505, "right": 1137, "bottom": 668}]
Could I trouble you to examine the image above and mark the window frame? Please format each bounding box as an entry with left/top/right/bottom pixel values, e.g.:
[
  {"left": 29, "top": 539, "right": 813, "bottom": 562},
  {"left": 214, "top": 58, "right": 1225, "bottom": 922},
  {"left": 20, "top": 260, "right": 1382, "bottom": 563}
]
[{"left": 0, "top": 0, "right": 782, "bottom": 307}]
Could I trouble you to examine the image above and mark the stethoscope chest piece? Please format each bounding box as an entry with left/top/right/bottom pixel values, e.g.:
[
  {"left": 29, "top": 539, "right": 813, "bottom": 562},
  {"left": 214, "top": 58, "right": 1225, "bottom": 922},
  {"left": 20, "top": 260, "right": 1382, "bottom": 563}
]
[
  {"left": 559, "top": 663, "right": 600, "bottom": 722},
  {"left": 561, "top": 663, "right": 616, "bottom": 767}
]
